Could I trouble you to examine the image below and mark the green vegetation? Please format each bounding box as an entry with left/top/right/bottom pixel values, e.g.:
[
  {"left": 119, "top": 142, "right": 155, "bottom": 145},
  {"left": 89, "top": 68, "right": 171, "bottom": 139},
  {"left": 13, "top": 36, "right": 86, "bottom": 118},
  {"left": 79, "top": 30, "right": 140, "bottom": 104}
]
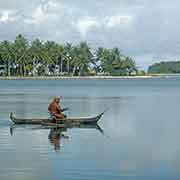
[
  {"left": 0, "top": 34, "right": 138, "bottom": 76},
  {"left": 148, "top": 61, "right": 180, "bottom": 74}
]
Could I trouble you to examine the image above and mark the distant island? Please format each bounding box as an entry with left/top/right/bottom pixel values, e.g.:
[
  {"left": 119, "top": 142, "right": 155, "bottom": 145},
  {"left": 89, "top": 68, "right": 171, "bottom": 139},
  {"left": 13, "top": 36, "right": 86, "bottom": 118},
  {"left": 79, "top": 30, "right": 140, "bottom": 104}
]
[
  {"left": 148, "top": 61, "right": 180, "bottom": 74},
  {"left": 0, "top": 34, "right": 146, "bottom": 78}
]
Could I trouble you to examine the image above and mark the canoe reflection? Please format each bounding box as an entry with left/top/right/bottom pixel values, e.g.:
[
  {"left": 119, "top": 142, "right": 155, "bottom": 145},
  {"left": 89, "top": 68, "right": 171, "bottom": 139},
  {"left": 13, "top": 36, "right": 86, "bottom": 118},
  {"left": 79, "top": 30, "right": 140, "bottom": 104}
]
[{"left": 10, "top": 124, "right": 104, "bottom": 152}]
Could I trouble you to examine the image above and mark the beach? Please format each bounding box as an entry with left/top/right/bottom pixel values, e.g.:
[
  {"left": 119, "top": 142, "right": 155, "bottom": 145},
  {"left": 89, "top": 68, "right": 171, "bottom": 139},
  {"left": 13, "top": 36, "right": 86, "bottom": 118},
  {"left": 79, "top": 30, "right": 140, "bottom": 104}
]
[{"left": 0, "top": 75, "right": 162, "bottom": 80}]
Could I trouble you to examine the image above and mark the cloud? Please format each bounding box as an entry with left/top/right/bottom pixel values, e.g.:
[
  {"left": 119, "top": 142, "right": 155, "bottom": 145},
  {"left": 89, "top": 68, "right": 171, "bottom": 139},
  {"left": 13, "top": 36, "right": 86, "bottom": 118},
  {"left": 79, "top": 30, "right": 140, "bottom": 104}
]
[
  {"left": 105, "top": 15, "right": 133, "bottom": 28},
  {"left": 74, "top": 14, "right": 132, "bottom": 36},
  {"left": 74, "top": 17, "right": 100, "bottom": 36},
  {"left": 24, "top": 0, "right": 63, "bottom": 25},
  {"left": 0, "top": 10, "right": 17, "bottom": 23}
]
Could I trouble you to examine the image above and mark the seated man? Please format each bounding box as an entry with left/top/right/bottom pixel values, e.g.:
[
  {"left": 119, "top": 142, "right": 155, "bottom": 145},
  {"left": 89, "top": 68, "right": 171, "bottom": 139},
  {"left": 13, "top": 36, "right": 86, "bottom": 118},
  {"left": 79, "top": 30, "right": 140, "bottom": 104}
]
[{"left": 48, "top": 96, "right": 67, "bottom": 121}]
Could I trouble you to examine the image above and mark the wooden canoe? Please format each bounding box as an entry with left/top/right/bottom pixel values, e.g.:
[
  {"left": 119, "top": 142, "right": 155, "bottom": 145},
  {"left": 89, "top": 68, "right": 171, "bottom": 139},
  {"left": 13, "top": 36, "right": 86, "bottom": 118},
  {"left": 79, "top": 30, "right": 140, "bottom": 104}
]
[{"left": 10, "top": 112, "right": 103, "bottom": 125}]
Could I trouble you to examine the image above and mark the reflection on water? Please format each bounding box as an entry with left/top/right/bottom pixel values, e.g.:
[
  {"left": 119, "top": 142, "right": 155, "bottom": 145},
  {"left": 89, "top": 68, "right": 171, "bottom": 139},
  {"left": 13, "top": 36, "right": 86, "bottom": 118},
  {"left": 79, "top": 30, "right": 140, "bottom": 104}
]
[
  {"left": 48, "top": 128, "right": 69, "bottom": 152},
  {"left": 10, "top": 124, "right": 104, "bottom": 153},
  {"left": 1, "top": 79, "right": 180, "bottom": 180}
]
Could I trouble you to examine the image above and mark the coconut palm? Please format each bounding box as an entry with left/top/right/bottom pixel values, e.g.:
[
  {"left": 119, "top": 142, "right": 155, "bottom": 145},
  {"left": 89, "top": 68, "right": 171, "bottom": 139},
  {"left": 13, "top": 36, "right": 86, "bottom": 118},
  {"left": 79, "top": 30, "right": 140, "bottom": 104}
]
[
  {"left": 12, "top": 34, "right": 29, "bottom": 76},
  {"left": 72, "top": 42, "right": 93, "bottom": 76},
  {"left": 63, "top": 43, "right": 74, "bottom": 74},
  {"left": 30, "top": 39, "right": 53, "bottom": 76},
  {"left": 123, "top": 56, "right": 137, "bottom": 75},
  {"left": 0, "top": 35, "right": 138, "bottom": 77},
  {"left": 0, "top": 41, "right": 13, "bottom": 76},
  {"left": 96, "top": 47, "right": 112, "bottom": 74},
  {"left": 44, "top": 41, "right": 64, "bottom": 75}
]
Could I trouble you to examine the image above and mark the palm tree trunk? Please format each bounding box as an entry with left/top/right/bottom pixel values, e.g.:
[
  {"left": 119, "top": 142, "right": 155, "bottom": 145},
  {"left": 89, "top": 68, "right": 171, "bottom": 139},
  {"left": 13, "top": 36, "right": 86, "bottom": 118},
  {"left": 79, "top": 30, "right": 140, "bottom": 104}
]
[
  {"left": 23, "top": 64, "right": 26, "bottom": 76},
  {"left": 8, "top": 62, "right": 11, "bottom": 76},
  {"left": 78, "top": 67, "right": 82, "bottom": 76},
  {"left": 67, "top": 59, "right": 70, "bottom": 74},
  {"left": 60, "top": 58, "right": 63, "bottom": 74},
  {"left": 7, "top": 61, "right": 10, "bottom": 76},
  {"left": 20, "top": 64, "right": 23, "bottom": 76},
  {"left": 72, "top": 66, "right": 76, "bottom": 76}
]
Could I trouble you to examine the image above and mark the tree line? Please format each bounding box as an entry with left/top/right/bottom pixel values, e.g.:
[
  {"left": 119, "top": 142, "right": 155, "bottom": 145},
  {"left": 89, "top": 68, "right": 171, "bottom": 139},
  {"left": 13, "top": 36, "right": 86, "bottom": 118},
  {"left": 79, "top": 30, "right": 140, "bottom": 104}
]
[
  {"left": 148, "top": 61, "right": 180, "bottom": 74},
  {"left": 0, "top": 34, "right": 138, "bottom": 76}
]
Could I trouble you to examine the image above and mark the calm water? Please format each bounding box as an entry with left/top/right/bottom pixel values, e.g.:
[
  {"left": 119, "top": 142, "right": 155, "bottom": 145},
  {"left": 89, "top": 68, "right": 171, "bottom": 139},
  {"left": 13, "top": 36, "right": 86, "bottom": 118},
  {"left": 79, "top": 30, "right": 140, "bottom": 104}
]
[{"left": 0, "top": 78, "right": 180, "bottom": 180}]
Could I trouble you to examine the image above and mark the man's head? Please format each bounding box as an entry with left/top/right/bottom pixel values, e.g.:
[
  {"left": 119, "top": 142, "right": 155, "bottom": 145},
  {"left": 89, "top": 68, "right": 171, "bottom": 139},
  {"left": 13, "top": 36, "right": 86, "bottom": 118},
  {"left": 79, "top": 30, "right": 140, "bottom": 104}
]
[{"left": 53, "top": 96, "right": 61, "bottom": 103}]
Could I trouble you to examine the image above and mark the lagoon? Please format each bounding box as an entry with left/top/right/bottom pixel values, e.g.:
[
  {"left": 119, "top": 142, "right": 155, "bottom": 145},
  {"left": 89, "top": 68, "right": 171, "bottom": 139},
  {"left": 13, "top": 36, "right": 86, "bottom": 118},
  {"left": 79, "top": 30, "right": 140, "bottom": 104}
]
[{"left": 0, "top": 78, "right": 180, "bottom": 180}]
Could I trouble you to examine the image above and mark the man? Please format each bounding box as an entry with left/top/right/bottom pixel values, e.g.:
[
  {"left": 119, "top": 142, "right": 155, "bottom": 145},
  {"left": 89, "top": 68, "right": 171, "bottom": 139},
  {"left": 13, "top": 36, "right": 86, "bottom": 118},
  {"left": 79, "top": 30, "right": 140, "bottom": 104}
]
[{"left": 48, "top": 96, "right": 67, "bottom": 121}]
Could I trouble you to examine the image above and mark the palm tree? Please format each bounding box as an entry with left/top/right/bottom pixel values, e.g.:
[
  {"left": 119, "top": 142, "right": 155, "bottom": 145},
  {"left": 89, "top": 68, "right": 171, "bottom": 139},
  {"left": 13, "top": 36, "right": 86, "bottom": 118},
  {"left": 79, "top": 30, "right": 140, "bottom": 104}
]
[
  {"left": 0, "top": 35, "right": 139, "bottom": 77},
  {"left": 30, "top": 39, "right": 53, "bottom": 76},
  {"left": 70, "top": 47, "right": 79, "bottom": 76},
  {"left": 96, "top": 47, "right": 112, "bottom": 74},
  {"left": 13, "top": 34, "right": 29, "bottom": 76},
  {"left": 44, "top": 41, "right": 64, "bottom": 75},
  {"left": 111, "top": 48, "right": 125, "bottom": 75},
  {"left": 64, "top": 43, "right": 74, "bottom": 75},
  {"left": 123, "top": 56, "right": 137, "bottom": 75},
  {"left": 72, "top": 42, "right": 93, "bottom": 76},
  {"left": 94, "top": 47, "right": 104, "bottom": 73},
  {"left": 0, "top": 41, "right": 13, "bottom": 76}
]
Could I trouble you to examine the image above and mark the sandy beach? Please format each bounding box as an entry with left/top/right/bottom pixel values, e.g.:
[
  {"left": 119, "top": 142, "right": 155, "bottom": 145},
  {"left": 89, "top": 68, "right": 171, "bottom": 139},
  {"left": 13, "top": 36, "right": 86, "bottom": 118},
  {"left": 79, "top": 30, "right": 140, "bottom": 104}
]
[{"left": 0, "top": 75, "right": 163, "bottom": 80}]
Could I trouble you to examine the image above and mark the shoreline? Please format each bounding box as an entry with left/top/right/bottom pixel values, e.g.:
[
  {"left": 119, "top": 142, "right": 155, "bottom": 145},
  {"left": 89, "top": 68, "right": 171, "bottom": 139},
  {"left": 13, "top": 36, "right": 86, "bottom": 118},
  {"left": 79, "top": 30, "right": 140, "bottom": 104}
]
[{"left": 0, "top": 75, "right": 167, "bottom": 80}]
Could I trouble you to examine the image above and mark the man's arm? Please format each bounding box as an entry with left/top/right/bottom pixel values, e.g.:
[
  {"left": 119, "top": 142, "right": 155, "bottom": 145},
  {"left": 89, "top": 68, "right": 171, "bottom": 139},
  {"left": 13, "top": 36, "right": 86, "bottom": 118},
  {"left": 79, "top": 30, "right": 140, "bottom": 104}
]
[{"left": 56, "top": 105, "right": 62, "bottom": 113}]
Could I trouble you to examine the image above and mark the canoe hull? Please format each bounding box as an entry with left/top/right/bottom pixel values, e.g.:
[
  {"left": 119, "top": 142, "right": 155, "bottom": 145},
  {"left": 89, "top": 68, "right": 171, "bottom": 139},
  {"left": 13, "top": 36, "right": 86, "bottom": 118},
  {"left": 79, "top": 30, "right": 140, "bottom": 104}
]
[{"left": 10, "top": 112, "right": 103, "bottom": 125}]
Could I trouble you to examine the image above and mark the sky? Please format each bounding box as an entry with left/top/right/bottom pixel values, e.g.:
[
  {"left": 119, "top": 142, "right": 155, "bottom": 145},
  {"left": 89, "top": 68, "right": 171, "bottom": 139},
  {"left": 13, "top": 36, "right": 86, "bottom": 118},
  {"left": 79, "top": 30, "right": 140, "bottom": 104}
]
[{"left": 0, "top": 0, "right": 180, "bottom": 70}]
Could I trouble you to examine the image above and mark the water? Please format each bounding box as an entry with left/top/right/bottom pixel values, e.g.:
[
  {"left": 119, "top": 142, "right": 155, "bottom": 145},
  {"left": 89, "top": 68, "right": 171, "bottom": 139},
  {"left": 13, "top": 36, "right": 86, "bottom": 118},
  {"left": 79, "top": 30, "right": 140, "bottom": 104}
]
[{"left": 0, "top": 78, "right": 180, "bottom": 180}]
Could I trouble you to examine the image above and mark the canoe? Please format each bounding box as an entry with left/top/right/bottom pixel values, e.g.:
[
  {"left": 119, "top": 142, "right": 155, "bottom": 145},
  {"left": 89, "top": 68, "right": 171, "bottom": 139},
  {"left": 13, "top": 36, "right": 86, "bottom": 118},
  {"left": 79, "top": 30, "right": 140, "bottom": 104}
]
[{"left": 10, "top": 112, "right": 103, "bottom": 125}]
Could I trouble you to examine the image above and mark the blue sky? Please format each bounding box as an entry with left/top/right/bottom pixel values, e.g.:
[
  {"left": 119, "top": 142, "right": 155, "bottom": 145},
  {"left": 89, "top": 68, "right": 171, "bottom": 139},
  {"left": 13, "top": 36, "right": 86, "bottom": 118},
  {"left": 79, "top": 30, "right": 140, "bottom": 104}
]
[{"left": 0, "top": 0, "right": 180, "bottom": 70}]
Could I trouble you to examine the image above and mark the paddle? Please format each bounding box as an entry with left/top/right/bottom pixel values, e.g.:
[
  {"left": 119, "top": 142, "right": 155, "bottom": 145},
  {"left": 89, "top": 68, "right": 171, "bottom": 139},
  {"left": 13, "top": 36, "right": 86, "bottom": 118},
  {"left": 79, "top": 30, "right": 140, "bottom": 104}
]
[
  {"left": 61, "top": 107, "right": 70, "bottom": 112},
  {"left": 99, "top": 106, "right": 112, "bottom": 116}
]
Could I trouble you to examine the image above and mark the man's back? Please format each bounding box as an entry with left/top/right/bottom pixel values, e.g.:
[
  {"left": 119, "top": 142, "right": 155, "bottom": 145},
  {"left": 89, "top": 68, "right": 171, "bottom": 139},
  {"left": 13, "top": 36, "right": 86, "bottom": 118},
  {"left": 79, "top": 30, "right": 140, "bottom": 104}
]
[{"left": 48, "top": 101, "right": 61, "bottom": 114}]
